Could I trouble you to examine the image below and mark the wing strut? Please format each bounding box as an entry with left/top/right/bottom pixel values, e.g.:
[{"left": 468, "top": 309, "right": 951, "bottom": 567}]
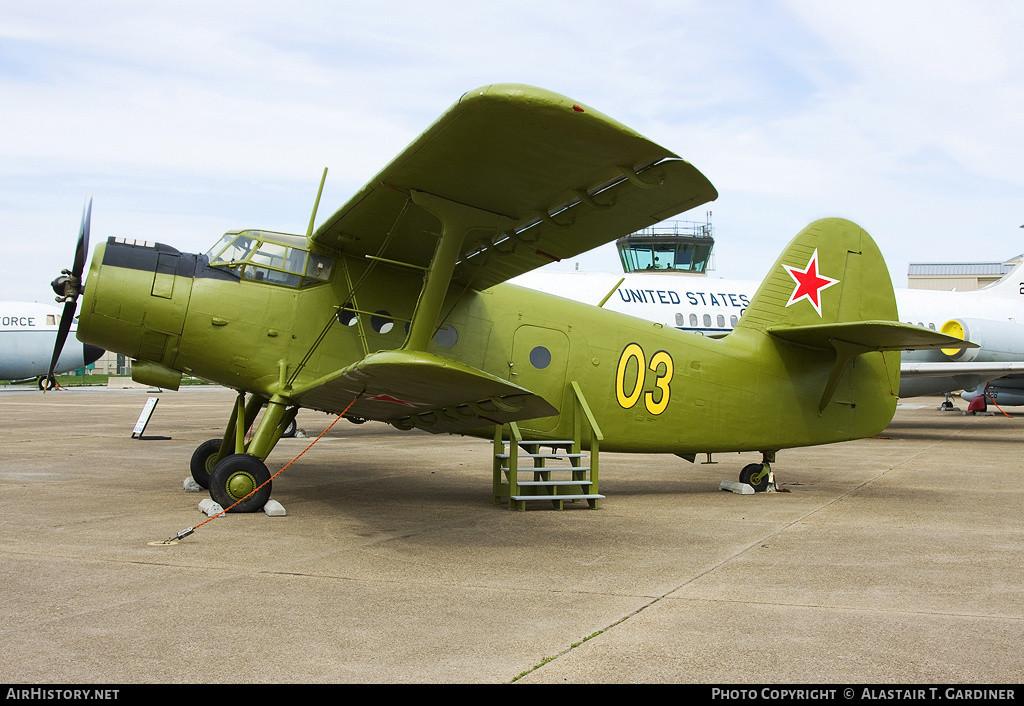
[{"left": 403, "top": 189, "right": 513, "bottom": 351}]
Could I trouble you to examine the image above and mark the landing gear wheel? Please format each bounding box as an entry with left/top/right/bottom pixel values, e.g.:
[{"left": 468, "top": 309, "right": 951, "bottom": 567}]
[
  {"left": 739, "top": 463, "right": 771, "bottom": 492},
  {"left": 209, "top": 454, "right": 272, "bottom": 513},
  {"left": 189, "top": 438, "right": 224, "bottom": 489},
  {"left": 283, "top": 418, "right": 297, "bottom": 438},
  {"left": 38, "top": 375, "right": 56, "bottom": 391}
]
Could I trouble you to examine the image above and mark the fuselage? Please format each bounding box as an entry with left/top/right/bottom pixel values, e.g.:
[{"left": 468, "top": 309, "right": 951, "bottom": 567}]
[
  {"left": 77, "top": 232, "right": 898, "bottom": 456},
  {"left": 1, "top": 301, "right": 103, "bottom": 380}
]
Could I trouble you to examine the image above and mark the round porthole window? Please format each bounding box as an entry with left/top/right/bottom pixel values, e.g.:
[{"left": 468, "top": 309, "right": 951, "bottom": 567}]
[
  {"left": 434, "top": 324, "right": 458, "bottom": 348},
  {"left": 336, "top": 303, "right": 357, "bottom": 326},
  {"left": 529, "top": 345, "right": 551, "bottom": 369},
  {"left": 371, "top": 311, "right": 394, "bottom": 334}
]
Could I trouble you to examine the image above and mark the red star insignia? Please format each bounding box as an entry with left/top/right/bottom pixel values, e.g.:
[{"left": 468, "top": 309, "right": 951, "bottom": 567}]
[
  {"left": 368, "top": 394, "right": 418, "bottom": 407},
  {"left": 782, "top": 249, "right": 839, "bottom": 317}
]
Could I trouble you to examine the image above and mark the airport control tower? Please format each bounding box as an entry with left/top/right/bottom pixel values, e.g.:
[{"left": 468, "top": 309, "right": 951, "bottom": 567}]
[{"left": 615, "top": 218, "right": 715, "bottom": 274}]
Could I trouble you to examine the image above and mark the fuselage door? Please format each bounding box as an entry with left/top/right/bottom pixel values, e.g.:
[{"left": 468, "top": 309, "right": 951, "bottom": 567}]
[{"left": 509, "top": 325, "right": 569, "bottom": 433}]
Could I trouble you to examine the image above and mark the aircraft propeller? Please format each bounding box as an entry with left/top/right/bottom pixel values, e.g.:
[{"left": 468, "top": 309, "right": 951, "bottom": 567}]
[{"left": 46, "top": 198, "right": 92, "bottom": 388}]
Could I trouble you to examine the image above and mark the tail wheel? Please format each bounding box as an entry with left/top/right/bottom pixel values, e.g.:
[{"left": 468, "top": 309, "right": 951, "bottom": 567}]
[
  {"left": 209, "top": 454, "right": 272, "bottom": 513},
  {"left": 189, "top": 438, "right": 224, "bottom": 489},
  {"left": 739, "top": 463, "right": 771, "bottom": 492},
  {"left": 38, "top": 375, "right": 56, "bottom": 391}
]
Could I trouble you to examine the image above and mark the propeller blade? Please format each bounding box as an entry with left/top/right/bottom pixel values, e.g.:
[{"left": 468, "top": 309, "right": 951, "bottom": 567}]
[
  {"left": 45, "top": 198, "right": 93, "bottom": 390},
  {"left": 73, "top": 198, "right": 92, "bottom": 278},
  {"left": 47, "top": 299, "right": 78, "bottom": 380}
]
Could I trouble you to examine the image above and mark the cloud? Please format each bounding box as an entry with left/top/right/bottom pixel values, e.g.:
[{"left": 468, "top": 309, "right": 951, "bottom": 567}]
[{"left": 1, "top": 1, "right": 1022, "bottom": 300}]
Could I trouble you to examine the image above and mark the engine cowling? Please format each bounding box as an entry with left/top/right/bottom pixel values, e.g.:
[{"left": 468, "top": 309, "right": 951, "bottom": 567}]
[{"left": 939, "top": 318, "right": 1024, "bottom": 362}]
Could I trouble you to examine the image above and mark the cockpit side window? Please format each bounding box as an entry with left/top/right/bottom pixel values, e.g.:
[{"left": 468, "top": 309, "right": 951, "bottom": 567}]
[
  {"left": 250, "top": 242, "right": 288, "bottom": 270},
  {"left": 305, "top": 253, "right": 333, "bottom": 284}
]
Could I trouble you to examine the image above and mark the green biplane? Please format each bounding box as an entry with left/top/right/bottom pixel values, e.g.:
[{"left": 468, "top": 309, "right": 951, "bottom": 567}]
[{"left": 49, "top": 84, "right": 964, "bottom": 511}]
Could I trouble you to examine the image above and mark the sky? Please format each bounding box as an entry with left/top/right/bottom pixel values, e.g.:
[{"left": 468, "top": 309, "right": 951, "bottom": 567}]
[{"left": 1, "top": 0, "right": 1022, "bottom": 302}]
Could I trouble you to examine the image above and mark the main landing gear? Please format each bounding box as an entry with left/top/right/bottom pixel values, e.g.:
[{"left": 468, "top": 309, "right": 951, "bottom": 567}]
[
  {"left": 190, "top": 391, "right": 298, "bottom": 512},
  {"left": 738, "top": 452, "right": 776, "bottom": 492}
]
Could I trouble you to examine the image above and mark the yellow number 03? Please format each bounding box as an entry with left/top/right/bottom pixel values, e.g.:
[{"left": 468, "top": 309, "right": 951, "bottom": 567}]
[{"left": 615, "top": 344, "right": 674, "bottom": 415}]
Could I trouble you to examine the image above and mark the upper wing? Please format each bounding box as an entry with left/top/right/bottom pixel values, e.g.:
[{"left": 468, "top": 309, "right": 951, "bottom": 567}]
[{"left": 311, "top": 84, "right": 717, "bottom": 291}]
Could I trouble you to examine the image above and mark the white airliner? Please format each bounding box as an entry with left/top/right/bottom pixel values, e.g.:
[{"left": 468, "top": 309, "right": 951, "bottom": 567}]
[
  {"left": 514, "top": 261, "right": 1024, "bottom": 405},
  {"left": 1, "top": 302, "right": 104, "bottom": 388}
]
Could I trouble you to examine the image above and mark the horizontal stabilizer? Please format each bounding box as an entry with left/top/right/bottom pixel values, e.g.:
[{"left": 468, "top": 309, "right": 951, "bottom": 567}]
[
  {"left": 767, "top": 321, "right": 977, "bottom": 353},
  {"left": 768, "top": 321, "right": 977, "bottom": 412},
  {"left": 291, "top": 350, "right": 557, "bottom": 434}
]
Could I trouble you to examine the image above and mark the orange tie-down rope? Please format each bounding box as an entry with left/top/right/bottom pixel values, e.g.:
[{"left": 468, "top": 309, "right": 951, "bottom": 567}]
[
  {"left": 161, "top": 394, "right": 361, "bottom": 543},
  {"left": 984, "top": 383, "right": 1013, "bottom": 418}
]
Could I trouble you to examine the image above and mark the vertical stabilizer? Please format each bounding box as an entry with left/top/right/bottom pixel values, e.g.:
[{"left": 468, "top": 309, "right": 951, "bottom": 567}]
[
  {"left": 736, "top": 218, "right": 897, "bottom": 332},
  {"left": 976, "top": 259, "right": 1024, "bottom": 299}
]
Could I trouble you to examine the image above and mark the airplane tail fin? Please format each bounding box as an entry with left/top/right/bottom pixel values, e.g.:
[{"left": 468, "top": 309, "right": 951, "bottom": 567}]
[
  {"left": 734, "top": 218, "right": 896, "bottom": 332},
  {"left": 735, "top": 218, "right": 966, "bottom": 413},
  {"left": 976, "top": 259, "right": 1024, "bottom": 299}
]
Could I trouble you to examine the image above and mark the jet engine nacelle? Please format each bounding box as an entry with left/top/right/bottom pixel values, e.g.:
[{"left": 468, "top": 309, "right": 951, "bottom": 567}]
[{"left": 938, "top": 318, "right": 1024, "bottom": 363}]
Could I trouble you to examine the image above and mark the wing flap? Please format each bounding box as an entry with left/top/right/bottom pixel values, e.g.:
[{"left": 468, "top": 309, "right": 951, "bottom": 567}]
[{"left": 291, "top": 350, "right": 558, "bottom": 434}]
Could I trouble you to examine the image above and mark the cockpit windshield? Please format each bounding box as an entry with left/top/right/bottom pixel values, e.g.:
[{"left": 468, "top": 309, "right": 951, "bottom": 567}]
[
  {"left": 208, "top": 233, "right": 257, "bottom": 265},
  {"left": 206, "top": 231, "right": 334, "bottom": 288}
]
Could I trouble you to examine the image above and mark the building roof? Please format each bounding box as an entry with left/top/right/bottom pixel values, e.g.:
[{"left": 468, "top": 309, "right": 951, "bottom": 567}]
[{"left": 908, "top": 254, "right": 1022, "bottom": 277}]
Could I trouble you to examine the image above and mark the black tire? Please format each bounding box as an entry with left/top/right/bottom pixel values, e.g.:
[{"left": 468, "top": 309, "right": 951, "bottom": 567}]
[
  {"left": 209, "top": 454, "right": 272, "bottom": 513},
  {"left": 189, "top": 438, "right": 224, "bottom": 489},
  {"left": 739, "top": 463, "right": 770, "bottom": 492},
  {"left": 38, "top": 375, "right": 56, "bottom": 391},
  {"left": 282, "top": 418, "right": 297, "bottom": 438}
]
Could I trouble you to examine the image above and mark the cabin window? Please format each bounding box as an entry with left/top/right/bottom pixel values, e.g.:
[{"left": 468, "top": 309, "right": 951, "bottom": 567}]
[
  {"left": 434, "top": 324, "right": 458, "bottom": 348},
  {"left": 689, "top": 314, "right": 698, "bottom": 327},
  {"left": 703, "top": 314, "right": 712, "bottom": 328},
  {"left": 337, "top": 303, "right": 357, "bottom": 326},
  {"left": 529, "top": 346, "right": 552, "bottom": 369},
  {"left": 675, "top": 313, "right": 684, "bottom": 327},
  {"left": 716, "top": 314, "right": 725, "bottom": 328},
  {"left": 371, "top": 311, "right": 394, "bottom": 334},
  {"left": 730, "top": 315, "right": 738, "bottom": 327}
]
